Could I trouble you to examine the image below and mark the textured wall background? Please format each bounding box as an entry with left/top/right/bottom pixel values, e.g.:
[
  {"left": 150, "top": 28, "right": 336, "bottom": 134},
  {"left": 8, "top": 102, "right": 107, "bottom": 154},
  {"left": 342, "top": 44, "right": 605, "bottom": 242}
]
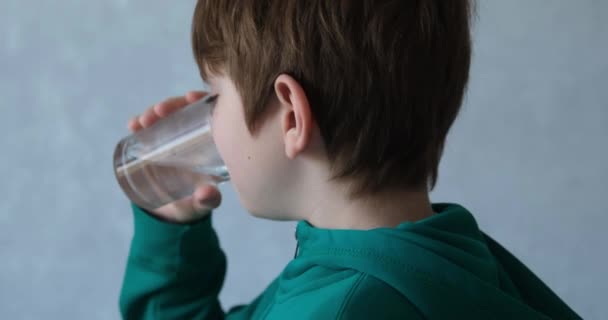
[{"left": 0, "top": 1, "right": 606, "bottom": 319}]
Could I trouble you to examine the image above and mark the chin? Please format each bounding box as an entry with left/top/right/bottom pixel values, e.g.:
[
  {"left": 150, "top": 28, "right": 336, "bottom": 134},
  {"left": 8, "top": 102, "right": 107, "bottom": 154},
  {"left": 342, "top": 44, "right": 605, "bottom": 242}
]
[
  {"left": 246, "top": 207, "right": 299, "bottom": 221},
  {"left": 237, "top": 190, "right": 300, "bottom": 221}
]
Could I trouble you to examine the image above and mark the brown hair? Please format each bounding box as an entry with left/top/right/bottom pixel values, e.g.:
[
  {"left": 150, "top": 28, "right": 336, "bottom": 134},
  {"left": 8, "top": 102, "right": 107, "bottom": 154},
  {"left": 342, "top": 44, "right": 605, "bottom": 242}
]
[{"left": 192, "top": 0, "right": 473, "bottom": 196}]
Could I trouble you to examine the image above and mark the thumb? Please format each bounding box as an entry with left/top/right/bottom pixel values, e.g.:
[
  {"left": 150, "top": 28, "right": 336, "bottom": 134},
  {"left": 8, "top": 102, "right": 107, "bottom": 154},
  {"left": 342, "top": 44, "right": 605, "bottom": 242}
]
[{"left": 192, "top": 185, "right": 222, "bottom": 213}]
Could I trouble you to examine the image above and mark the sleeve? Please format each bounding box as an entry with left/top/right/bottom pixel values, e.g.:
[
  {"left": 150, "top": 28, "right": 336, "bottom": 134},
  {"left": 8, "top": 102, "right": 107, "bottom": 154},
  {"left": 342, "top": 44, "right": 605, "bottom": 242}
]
[{"left": 119, "top": 203, "right": 240, "bottom": 320}]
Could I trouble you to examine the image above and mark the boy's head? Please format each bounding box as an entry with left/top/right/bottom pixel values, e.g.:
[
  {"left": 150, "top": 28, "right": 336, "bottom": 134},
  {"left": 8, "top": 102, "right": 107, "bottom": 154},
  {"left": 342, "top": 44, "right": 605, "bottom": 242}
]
[{"left": 192, "top": 0, "right": 472, "bottom": 218}]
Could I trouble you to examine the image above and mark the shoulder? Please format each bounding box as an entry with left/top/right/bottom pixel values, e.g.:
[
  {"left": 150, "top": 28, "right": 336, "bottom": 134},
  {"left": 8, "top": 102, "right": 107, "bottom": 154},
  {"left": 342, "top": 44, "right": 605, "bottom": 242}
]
[
  {"left": 270, "top": 267, "right": 423, "bottom": 319},
  {"left": 336, "top": 273, "right": 424, "bottom": 320}
]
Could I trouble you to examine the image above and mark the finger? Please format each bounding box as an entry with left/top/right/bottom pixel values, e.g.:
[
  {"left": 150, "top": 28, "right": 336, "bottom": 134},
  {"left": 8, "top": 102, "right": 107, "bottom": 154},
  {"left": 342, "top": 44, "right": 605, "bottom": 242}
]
[
  {"left": 151, "top": 185, "right": 220, "bottom": 223},
  {"left": 192, "top": 185, "right": 222, "bottom": 211},
  {"left": 185, "top": 91, "right": 207, "bottom": 104},
  {"left": 139, "top": 106, "right": 161, "bottom": 128},
  {"left": 128, "top": 117, "right": 142, "bottom": 132},
  {"left": 153, "top": 96, "right": 189, "bottom": 117},
  {"left": 154, "top": 196, "right": 197, "bottom": 223}
]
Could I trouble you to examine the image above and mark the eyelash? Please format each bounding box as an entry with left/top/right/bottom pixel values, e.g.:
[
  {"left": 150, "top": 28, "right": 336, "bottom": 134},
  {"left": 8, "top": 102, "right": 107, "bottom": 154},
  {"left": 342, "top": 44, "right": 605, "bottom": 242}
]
[
  {"left": 206, "top": 94, "right": 219, "bottom": 113},
  {"left": 206, "top": 94, "right": 219, "bottom": 104}
]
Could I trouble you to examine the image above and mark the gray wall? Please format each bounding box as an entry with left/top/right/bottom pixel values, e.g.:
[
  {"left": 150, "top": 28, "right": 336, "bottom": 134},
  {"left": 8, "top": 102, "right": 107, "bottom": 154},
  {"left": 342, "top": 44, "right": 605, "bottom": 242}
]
[{"left": 0, "top": 1, "right": 605, "bottom": 319}]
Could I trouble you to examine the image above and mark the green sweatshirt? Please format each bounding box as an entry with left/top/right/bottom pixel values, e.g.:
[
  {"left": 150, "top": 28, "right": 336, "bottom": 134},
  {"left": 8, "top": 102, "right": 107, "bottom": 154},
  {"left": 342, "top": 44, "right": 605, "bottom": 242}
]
[{"left": 119, "top": 203, "right": 580, "bottom": 319}]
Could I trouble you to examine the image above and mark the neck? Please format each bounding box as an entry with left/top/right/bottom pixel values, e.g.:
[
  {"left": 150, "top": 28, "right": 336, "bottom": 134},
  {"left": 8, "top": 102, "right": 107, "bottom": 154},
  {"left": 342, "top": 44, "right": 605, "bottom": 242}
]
[
  {"left": 283, "top": 139, "right": 434, "bottom": 230},
  {"left": 302, "top": 182, "right": 435, "bottom": 230}
]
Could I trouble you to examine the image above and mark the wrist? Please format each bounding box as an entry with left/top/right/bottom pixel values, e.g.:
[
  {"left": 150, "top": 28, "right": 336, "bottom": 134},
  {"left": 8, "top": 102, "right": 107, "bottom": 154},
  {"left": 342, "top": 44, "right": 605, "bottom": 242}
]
[{"left": 129, "top": 203, "right": 221, "bottom": 267}]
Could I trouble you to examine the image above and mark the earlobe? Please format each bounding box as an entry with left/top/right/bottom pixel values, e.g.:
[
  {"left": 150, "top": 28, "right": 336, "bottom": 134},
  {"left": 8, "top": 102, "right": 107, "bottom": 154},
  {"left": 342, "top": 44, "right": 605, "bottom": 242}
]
[{"left": 274, "top": 74, "right": 313, "bottom": 159}]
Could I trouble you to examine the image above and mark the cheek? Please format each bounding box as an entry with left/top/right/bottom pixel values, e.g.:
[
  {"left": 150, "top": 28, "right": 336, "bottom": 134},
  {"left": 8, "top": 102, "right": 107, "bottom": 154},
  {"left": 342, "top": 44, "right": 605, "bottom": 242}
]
[
  {"left": 213, "top": 124, "right": 263, "bottom": 212},
  {"left": 211, "top": 103, "right": 288, "bottom": 215},
  {"left": 211, "top": 109, "right": 255, "bottom": 189},
  {"left": 212, "top": 114, "right": 240, "bottom": 174}
]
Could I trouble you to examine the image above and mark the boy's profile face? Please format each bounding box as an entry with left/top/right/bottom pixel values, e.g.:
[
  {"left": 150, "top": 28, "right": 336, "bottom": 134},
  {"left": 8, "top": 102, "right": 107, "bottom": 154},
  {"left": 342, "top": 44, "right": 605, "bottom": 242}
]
[{"left": 207, "top": 73, "right": 297, "bottom": 220}]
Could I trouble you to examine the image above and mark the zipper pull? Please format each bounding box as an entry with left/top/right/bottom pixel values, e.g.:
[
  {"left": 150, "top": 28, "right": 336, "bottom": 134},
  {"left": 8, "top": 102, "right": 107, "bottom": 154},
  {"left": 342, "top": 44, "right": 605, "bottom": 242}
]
[{"left": 293, "top": 229, "right": 299, "bottom": 258}]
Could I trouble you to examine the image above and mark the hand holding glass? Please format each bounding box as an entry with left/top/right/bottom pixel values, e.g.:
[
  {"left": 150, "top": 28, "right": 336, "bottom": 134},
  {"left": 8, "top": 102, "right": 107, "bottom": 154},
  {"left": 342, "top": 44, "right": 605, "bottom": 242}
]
[{"left": 113, "top": 94, "right": 229, "bottom": 213}]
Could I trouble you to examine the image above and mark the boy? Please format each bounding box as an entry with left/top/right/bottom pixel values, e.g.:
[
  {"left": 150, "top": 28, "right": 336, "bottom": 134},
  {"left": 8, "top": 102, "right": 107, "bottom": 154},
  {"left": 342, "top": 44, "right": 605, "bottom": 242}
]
[{"left": 119, "top": 0, "right": 581, "bottom": 319}]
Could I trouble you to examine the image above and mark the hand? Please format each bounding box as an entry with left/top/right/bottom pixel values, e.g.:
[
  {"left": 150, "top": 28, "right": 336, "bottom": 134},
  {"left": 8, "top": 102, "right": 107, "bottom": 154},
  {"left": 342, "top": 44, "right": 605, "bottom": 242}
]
[{"left": 128, "top": 91, "right": 222, "bottom": 223}]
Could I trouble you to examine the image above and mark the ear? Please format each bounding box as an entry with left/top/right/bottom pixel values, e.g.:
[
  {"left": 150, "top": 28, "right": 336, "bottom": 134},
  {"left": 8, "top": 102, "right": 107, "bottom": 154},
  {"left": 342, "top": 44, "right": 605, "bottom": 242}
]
[{"left": 274, "top": 74, "right": 313, "bottom": 159}]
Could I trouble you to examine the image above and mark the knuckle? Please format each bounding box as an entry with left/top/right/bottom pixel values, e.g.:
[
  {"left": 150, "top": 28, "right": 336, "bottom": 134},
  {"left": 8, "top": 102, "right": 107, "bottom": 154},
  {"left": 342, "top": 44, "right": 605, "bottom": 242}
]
[{"left": 153, "top": 103, "right": 165, "bottom": 116}]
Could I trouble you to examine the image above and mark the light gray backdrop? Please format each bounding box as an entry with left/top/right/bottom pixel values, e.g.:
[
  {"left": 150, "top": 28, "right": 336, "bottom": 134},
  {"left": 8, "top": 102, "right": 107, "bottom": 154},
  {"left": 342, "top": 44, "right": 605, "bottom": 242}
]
[{"left": 0, "top": 1, "right": 606, "bottom": 319}]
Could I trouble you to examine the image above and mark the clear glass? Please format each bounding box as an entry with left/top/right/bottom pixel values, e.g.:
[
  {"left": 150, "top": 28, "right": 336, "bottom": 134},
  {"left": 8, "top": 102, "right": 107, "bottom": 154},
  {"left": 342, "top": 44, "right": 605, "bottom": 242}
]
[{"left": 113, "top": 95, "right": 229, "bottom": 212}]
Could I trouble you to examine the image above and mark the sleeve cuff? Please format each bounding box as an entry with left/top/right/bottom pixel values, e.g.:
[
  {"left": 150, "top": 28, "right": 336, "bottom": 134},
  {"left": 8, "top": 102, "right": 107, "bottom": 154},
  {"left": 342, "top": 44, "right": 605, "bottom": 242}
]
[{"left": 129, "top": 203, "right": 222, "bottom": 267}]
